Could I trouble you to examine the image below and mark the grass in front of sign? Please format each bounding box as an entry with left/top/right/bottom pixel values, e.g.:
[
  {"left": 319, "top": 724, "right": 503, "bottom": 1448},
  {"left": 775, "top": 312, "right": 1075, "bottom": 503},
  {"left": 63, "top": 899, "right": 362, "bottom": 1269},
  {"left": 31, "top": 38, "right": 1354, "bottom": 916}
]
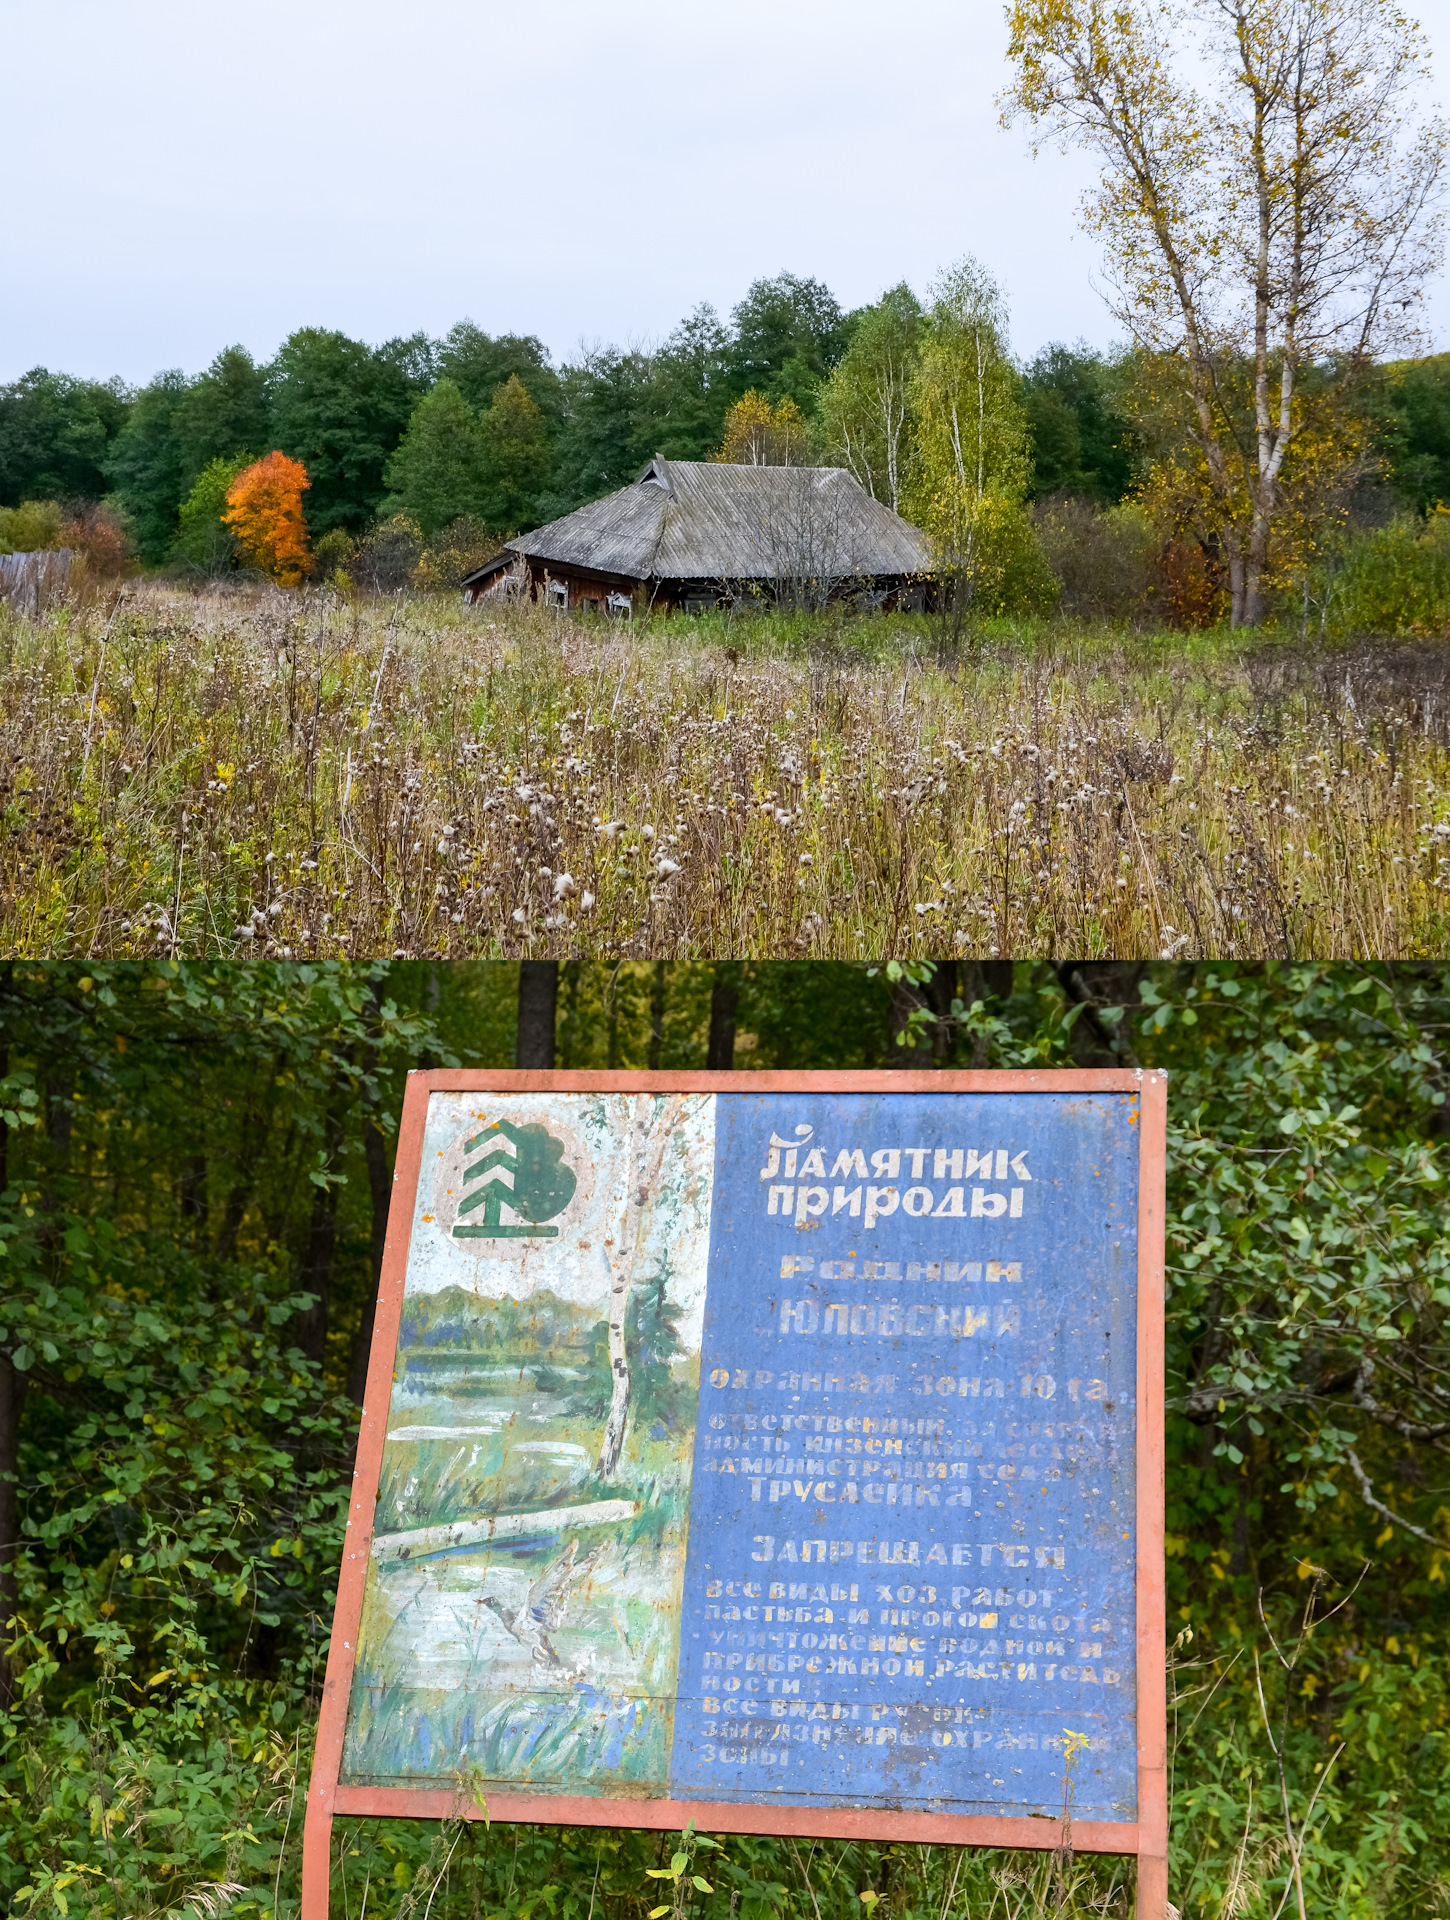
[{"left": 6, "top": 582, "right": 1450, "bottom": 958}]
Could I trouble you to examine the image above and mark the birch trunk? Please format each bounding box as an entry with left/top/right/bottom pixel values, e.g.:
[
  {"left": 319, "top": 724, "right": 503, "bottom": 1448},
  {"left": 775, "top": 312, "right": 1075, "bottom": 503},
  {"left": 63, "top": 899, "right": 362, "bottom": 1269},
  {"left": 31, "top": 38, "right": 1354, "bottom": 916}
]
[{"left": 597, "top": 1095, "right": 684, "bottom": 1480}]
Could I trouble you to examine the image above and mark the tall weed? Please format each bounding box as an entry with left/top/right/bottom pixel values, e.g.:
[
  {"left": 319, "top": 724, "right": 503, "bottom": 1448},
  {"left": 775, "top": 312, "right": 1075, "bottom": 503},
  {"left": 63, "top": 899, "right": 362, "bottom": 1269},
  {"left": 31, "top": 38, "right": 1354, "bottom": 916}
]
[{"left": 4, "top": 586, "right": 1450, "bottom": 958}]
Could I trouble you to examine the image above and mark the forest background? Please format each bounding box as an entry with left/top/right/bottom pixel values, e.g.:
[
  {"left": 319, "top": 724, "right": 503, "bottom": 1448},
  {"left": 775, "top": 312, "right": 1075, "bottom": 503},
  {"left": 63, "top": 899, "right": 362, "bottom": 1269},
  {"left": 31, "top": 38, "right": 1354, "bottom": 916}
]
[
  {"left": 1, "top": 958, "right": 1448, "bottom": 1920},
  {"left": 2, "top": 269, "right": 1449, "bottom": 635}
]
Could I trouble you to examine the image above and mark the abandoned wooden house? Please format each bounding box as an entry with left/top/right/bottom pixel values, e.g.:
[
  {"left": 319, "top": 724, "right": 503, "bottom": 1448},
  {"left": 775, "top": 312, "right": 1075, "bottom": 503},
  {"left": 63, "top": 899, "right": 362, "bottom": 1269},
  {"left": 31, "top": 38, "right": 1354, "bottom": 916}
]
[{"left": 460, "top": 457, "right": 934, "bottom": 615}]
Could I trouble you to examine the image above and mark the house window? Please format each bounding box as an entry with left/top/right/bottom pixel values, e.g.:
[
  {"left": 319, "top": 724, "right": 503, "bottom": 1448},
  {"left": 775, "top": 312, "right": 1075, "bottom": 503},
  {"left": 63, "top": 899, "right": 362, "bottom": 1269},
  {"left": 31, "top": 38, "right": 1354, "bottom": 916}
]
[
  {"left": 606, "top": 592, "right": 632, "bottom": 619},
  {"left": 546, "top": 579, "right": 568, "bottom": 609}
]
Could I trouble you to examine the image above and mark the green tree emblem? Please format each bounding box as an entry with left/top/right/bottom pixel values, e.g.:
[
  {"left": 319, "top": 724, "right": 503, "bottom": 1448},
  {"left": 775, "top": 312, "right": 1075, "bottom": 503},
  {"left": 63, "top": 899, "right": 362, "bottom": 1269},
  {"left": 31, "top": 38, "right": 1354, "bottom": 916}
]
[{"left": 453, "top": 1120, "right": 577, "bottom": 1239}]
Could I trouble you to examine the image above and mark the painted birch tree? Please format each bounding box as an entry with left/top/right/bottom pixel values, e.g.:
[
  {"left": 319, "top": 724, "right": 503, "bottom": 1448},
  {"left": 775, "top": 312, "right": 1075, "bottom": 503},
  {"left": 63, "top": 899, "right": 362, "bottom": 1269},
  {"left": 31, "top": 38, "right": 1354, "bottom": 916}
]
[{"left": 596, "top": 1095, "right": 685, "bottom": 1480}]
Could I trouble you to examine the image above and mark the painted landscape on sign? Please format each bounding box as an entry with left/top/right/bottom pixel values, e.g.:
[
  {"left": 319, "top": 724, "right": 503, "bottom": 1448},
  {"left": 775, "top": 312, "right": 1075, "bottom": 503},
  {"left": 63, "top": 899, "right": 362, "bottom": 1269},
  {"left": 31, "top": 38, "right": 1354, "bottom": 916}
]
[{"left": 340, "top": 1092, "right": 715, "bottom": 1795}]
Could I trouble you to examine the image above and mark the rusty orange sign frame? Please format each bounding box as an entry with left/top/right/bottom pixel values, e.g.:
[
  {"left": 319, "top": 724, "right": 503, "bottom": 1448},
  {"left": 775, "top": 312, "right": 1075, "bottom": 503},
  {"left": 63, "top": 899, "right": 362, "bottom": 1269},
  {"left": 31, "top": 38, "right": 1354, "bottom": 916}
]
[{"left": 302, "top": 1068, "right": 1168, "bottom": 1918}]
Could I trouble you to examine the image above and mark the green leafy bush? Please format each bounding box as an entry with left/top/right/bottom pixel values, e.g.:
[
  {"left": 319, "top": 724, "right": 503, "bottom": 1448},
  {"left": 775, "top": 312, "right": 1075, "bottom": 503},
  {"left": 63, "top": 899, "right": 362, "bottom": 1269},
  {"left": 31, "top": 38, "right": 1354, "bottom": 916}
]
[
  {"left": 0, "top": 501, "right": 64, "bottom": 555},
  {"left": 174, "top": 459, "right": 249, "bottom": 574},
  {"left": 1321, "top": 510, "right": 1450, "bottom": 636}
]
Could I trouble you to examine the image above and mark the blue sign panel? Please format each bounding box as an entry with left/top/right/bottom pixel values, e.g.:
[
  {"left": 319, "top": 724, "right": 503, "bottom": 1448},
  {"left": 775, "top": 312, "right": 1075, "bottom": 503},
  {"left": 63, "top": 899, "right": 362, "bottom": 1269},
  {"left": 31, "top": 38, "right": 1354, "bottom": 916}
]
[{"left": 671, "top": 1091, "right": 1139, "bottom": 1823}]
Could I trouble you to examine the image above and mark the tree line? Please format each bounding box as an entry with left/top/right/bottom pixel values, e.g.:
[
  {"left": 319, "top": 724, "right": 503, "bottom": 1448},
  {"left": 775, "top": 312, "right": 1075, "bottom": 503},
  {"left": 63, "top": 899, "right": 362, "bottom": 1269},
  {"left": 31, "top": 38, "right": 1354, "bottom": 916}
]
[
  {"left": 0, "top": 278, "right": 859, "bottom": 559},
  {"left": 4, "top": 0, "right": 1450, "bottom": 627},
  {"left": 2, "top": 275, "right": 1447, "bottom": 627},
  {"left": 3, "top": 294, "right": 1445, "bottom": 602}
]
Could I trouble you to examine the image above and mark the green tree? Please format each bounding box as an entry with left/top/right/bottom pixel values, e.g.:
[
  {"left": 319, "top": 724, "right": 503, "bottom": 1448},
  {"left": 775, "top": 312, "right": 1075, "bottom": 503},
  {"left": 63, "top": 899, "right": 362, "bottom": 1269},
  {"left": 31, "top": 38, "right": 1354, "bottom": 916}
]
[
  {"left": 378, "top": 330, "right": 441, "bottom": 395},
  {"left": 819, "top": 284, "right": 922, "bottom": 511},
  {"left": 1021, "top": 342, "right": 1137, "bottom": 502},
  {"left": 382, "top": 379, "right": 486, "bottom": 538},
  {"left": 1367, "top": 352, "right": 1450, "bottom": 515},
  {"left": 728, "top": 272, "right": 848, "bottom": 411},
  {"left": 528, "top": 307, "right": 734, "bottom": 514},
  {"left": 906, "top": 258, "right": 1048, "bottom": 617},
  {"left": 542, "top": 349, "right": 655, "bottom": 515},
  {"left": 477, "top": 374, "right": 552, "bottom": 533},
  {"left": 105, "top": 370, "right": 188, "bottom": 562},
  {"left": 648, "top": 304, "right": 736, "bottom": 460},
  {"left": 439, "top": 321, "right": 560, "bottom": 425},
  {"left": 173, "top": 455, "right": 249, "bottom": 573},
  {"left": 173, "top": 345, "right": 270, "bottom": 491},
  {"left": 267, "top": 328, "right": 419, "bottom": 535},
  {"left": 0, "top": 368, "right": 129, "bottom": 506}
]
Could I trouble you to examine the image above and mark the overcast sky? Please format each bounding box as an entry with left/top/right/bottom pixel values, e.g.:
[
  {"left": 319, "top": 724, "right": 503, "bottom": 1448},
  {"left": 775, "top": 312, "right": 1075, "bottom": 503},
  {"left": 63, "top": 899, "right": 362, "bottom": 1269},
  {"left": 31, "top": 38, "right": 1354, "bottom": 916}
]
[{"left": 3, "top": 0, "right": 1447, "bottom": 387}]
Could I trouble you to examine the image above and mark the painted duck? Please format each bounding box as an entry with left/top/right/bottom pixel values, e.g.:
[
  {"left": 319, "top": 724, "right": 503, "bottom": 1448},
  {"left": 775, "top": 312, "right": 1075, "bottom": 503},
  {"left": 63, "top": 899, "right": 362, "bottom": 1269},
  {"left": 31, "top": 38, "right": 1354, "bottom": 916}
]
[{"left": 483, "top": 1538, "right": 604, "bottom": 1670}]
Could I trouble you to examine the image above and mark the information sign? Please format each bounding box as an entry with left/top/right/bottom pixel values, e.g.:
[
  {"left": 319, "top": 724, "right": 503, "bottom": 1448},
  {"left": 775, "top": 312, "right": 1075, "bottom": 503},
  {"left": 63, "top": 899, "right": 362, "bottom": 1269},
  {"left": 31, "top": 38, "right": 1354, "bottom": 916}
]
[{"left": 304, "top": 1070, "right": 1166, "bottom": 1917}]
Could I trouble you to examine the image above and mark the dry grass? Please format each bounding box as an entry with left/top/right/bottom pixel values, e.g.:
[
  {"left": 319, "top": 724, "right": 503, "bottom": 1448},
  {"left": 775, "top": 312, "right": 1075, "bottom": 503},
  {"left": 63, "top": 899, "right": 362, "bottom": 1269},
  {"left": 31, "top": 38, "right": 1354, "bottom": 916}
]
[{"left": 3, "top": 580, "right": 1450, "bottom": 959}]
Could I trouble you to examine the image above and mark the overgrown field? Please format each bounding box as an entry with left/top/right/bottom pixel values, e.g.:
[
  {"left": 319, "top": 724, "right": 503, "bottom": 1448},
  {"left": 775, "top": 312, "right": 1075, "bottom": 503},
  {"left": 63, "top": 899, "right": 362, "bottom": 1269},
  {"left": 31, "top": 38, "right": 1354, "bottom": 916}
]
[{"left": 5, "top": 584, "right": 1450, "bottom": 958}]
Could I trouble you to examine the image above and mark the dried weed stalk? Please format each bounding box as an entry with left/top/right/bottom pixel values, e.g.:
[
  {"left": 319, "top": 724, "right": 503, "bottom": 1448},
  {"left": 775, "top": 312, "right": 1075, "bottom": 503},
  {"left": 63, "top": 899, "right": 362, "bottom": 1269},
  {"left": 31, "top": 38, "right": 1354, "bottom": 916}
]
[{"left": 3, "top": 585, "right": 1449, "bottom": 959}]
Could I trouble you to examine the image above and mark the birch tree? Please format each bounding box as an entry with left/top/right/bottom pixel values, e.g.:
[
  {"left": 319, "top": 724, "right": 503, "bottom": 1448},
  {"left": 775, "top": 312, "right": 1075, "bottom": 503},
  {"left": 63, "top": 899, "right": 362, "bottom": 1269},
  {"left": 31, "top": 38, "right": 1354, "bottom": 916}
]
[
  {"left": 1003, "top": 0, "right": 1446, "bottom": 626},
  {"left": 596, "top": 1094, "right": 684, "bottom": 1480},
  {"left": 819, "top": 286, "right": 922, "bottom": 512},
  {"left": 906, "top": 259, "right": 1040, "bottom": 620},
  {"left": 713, "top": 392, "right": 808, "bottom": 465}
]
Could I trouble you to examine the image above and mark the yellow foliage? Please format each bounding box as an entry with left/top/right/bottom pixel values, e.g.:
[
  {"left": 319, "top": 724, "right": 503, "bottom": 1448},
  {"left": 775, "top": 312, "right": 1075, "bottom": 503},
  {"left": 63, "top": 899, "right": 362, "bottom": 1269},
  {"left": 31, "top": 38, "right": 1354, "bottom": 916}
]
[{"left": 714, "top": 392, "right": 808, "bottom": 465}]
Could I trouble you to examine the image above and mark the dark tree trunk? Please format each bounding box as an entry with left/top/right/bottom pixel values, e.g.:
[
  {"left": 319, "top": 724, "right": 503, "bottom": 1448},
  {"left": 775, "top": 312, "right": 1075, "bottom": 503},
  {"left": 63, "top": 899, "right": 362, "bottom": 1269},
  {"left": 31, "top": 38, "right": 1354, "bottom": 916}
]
[
  {"left": 346, "top": 1121, "right": 394, "bottom": 1407},
  {"left": 217, "top": 1064, "right": 284, "bottom": 1263},
  {"left": 295, "top": 1179, "right": 338, "bottom": 1372},
  {"left": 1056, "top": 964, "right": 1146, "bottom": 1067},
  {"left": 979, "top": 962, "right": 1014, "bottom": 1004},
  {"left": 648, "top": 962, "right": 666, "bottom": 1071},
  {"left": 559, "top": 960, "right": 582, "bottom": 1069},
  {"left": 707, "top": 963, "right": 741, "bottom": 1070},
  {"left": 889, "top": 962, "right": 959, "bottom": 1065},
  {"left": 217, "top": 1178, "right": 251, "bottom": 1264},
  {"left": 41, "top": 1070, "right": 74, "bottom": 1242},
  {"left": 0, "top": 1342, "right": 20, "bottom": 1712},
  {"left": 516, "top": 962, "right": 558, "bottom": 1069},
  {"left": 606, "top": 970, "right": 622, "bottom": 1069},
  {"left": 178, "top": 1151, "right": 207, "bottom": 1228},
  {"left": 296, "top": 1094, "right": 346, "bottom": 1372}
]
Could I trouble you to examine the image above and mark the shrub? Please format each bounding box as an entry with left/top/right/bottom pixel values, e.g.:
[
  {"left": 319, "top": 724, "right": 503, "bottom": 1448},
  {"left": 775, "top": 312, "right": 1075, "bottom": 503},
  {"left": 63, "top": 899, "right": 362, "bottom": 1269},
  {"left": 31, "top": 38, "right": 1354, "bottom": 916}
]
[
  {"left": 413, "top": 514, "right": 501, "bottom": 591},
  {"left": 313, "top": 526, "right": 358, "bottom": 587},
  {"left": 354, "top": 512, "right": 424, "bottom": 591},
  {"left": 1035, "top": 495, "right": 1158, "bottom": 622},
  {"left": 175, "top": 457, "right": 249, "bottom": 574},
  {"left": 0, "top": 498, "right": 63, "bottom": 553},
  {"left": 57, "top": 501, "right": 132, "bottom": 578},
  {"left": 1157, "top": 533, "right": 1229, "bottom": 629},
  {"left": 1322, "top": 509, "right": 1450, "bottom": 635}
]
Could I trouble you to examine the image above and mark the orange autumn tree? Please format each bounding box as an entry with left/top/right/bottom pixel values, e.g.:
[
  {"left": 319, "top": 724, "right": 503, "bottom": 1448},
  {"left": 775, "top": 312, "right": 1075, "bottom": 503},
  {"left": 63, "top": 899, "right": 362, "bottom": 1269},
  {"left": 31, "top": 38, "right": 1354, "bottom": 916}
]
[{"left": 223, "top": 452, "right": 314, "bottom": 584}]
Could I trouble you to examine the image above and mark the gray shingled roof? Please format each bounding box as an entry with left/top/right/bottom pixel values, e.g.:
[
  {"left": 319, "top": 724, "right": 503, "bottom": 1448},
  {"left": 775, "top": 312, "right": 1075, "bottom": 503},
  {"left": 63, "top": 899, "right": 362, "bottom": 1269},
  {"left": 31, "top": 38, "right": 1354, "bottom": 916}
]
[{"left": 504, "top": 458, "right": 933, "bottom": 582}]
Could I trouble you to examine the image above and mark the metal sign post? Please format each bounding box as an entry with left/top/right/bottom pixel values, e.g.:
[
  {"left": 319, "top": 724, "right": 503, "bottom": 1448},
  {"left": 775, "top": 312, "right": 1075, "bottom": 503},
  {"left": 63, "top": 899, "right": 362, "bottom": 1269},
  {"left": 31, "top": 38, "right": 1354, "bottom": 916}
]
[{"left": 303, "top": 1070, "right": 1167, "bottom": 1917}]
